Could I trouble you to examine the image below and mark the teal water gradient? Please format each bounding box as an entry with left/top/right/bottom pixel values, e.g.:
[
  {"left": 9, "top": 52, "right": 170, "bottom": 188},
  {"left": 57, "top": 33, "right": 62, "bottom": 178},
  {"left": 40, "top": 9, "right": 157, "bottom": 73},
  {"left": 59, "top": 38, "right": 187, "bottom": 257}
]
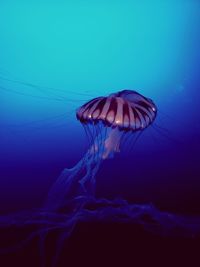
[{"left": 0, "top": 1, "right": 200, "bottom": 213}]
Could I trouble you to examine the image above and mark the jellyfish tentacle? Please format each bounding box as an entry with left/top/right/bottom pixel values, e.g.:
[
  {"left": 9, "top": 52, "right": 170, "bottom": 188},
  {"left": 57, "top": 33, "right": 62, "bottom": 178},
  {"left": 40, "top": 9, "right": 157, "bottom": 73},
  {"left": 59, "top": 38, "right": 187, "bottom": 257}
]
[{"left": 45, "top": 136, "right": 104, "bottom": 212}]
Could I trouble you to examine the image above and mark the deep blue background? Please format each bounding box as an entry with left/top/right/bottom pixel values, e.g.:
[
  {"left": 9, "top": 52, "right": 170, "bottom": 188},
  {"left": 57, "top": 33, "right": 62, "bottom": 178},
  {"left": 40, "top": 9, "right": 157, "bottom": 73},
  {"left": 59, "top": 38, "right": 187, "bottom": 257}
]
[
  {"left": 0, "top": 2, "right": 200, "bottom": 266},
  {"left": 1, "top": 0, "right": 200, "bottom": 214}
]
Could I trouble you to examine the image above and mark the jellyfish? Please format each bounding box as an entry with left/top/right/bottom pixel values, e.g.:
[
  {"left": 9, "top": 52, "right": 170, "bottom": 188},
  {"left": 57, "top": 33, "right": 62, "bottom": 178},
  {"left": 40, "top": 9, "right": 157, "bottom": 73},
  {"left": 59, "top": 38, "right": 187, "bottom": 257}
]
[
  {"left": 45, "top": 89, "right": 157, "bottom": 212},
  {"left": 34, "top": 89, "right": 158, "bottom": 265}
]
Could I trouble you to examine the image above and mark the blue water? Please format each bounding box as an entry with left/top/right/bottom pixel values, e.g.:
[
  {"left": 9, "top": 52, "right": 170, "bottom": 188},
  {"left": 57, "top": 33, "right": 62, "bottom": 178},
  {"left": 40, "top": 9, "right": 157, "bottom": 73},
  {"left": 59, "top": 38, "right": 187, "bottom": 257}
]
[{"left": 0, "top": 1, "right": 200, "bottom": 266}]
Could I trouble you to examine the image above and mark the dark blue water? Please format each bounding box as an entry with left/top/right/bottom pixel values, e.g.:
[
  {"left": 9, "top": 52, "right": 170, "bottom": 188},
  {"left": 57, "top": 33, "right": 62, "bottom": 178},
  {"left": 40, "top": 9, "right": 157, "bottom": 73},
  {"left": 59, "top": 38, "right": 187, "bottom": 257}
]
[{"left": 0, "top": 1, "right": 200, "bottom": 266}]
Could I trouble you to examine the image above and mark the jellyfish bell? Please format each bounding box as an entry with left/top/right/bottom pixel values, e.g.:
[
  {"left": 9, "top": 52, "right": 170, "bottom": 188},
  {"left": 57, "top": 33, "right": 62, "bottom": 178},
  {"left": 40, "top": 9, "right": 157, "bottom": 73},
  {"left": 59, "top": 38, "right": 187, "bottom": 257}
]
[{"left": 76, "top": 89, "right": 157, "bottom": 159}]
